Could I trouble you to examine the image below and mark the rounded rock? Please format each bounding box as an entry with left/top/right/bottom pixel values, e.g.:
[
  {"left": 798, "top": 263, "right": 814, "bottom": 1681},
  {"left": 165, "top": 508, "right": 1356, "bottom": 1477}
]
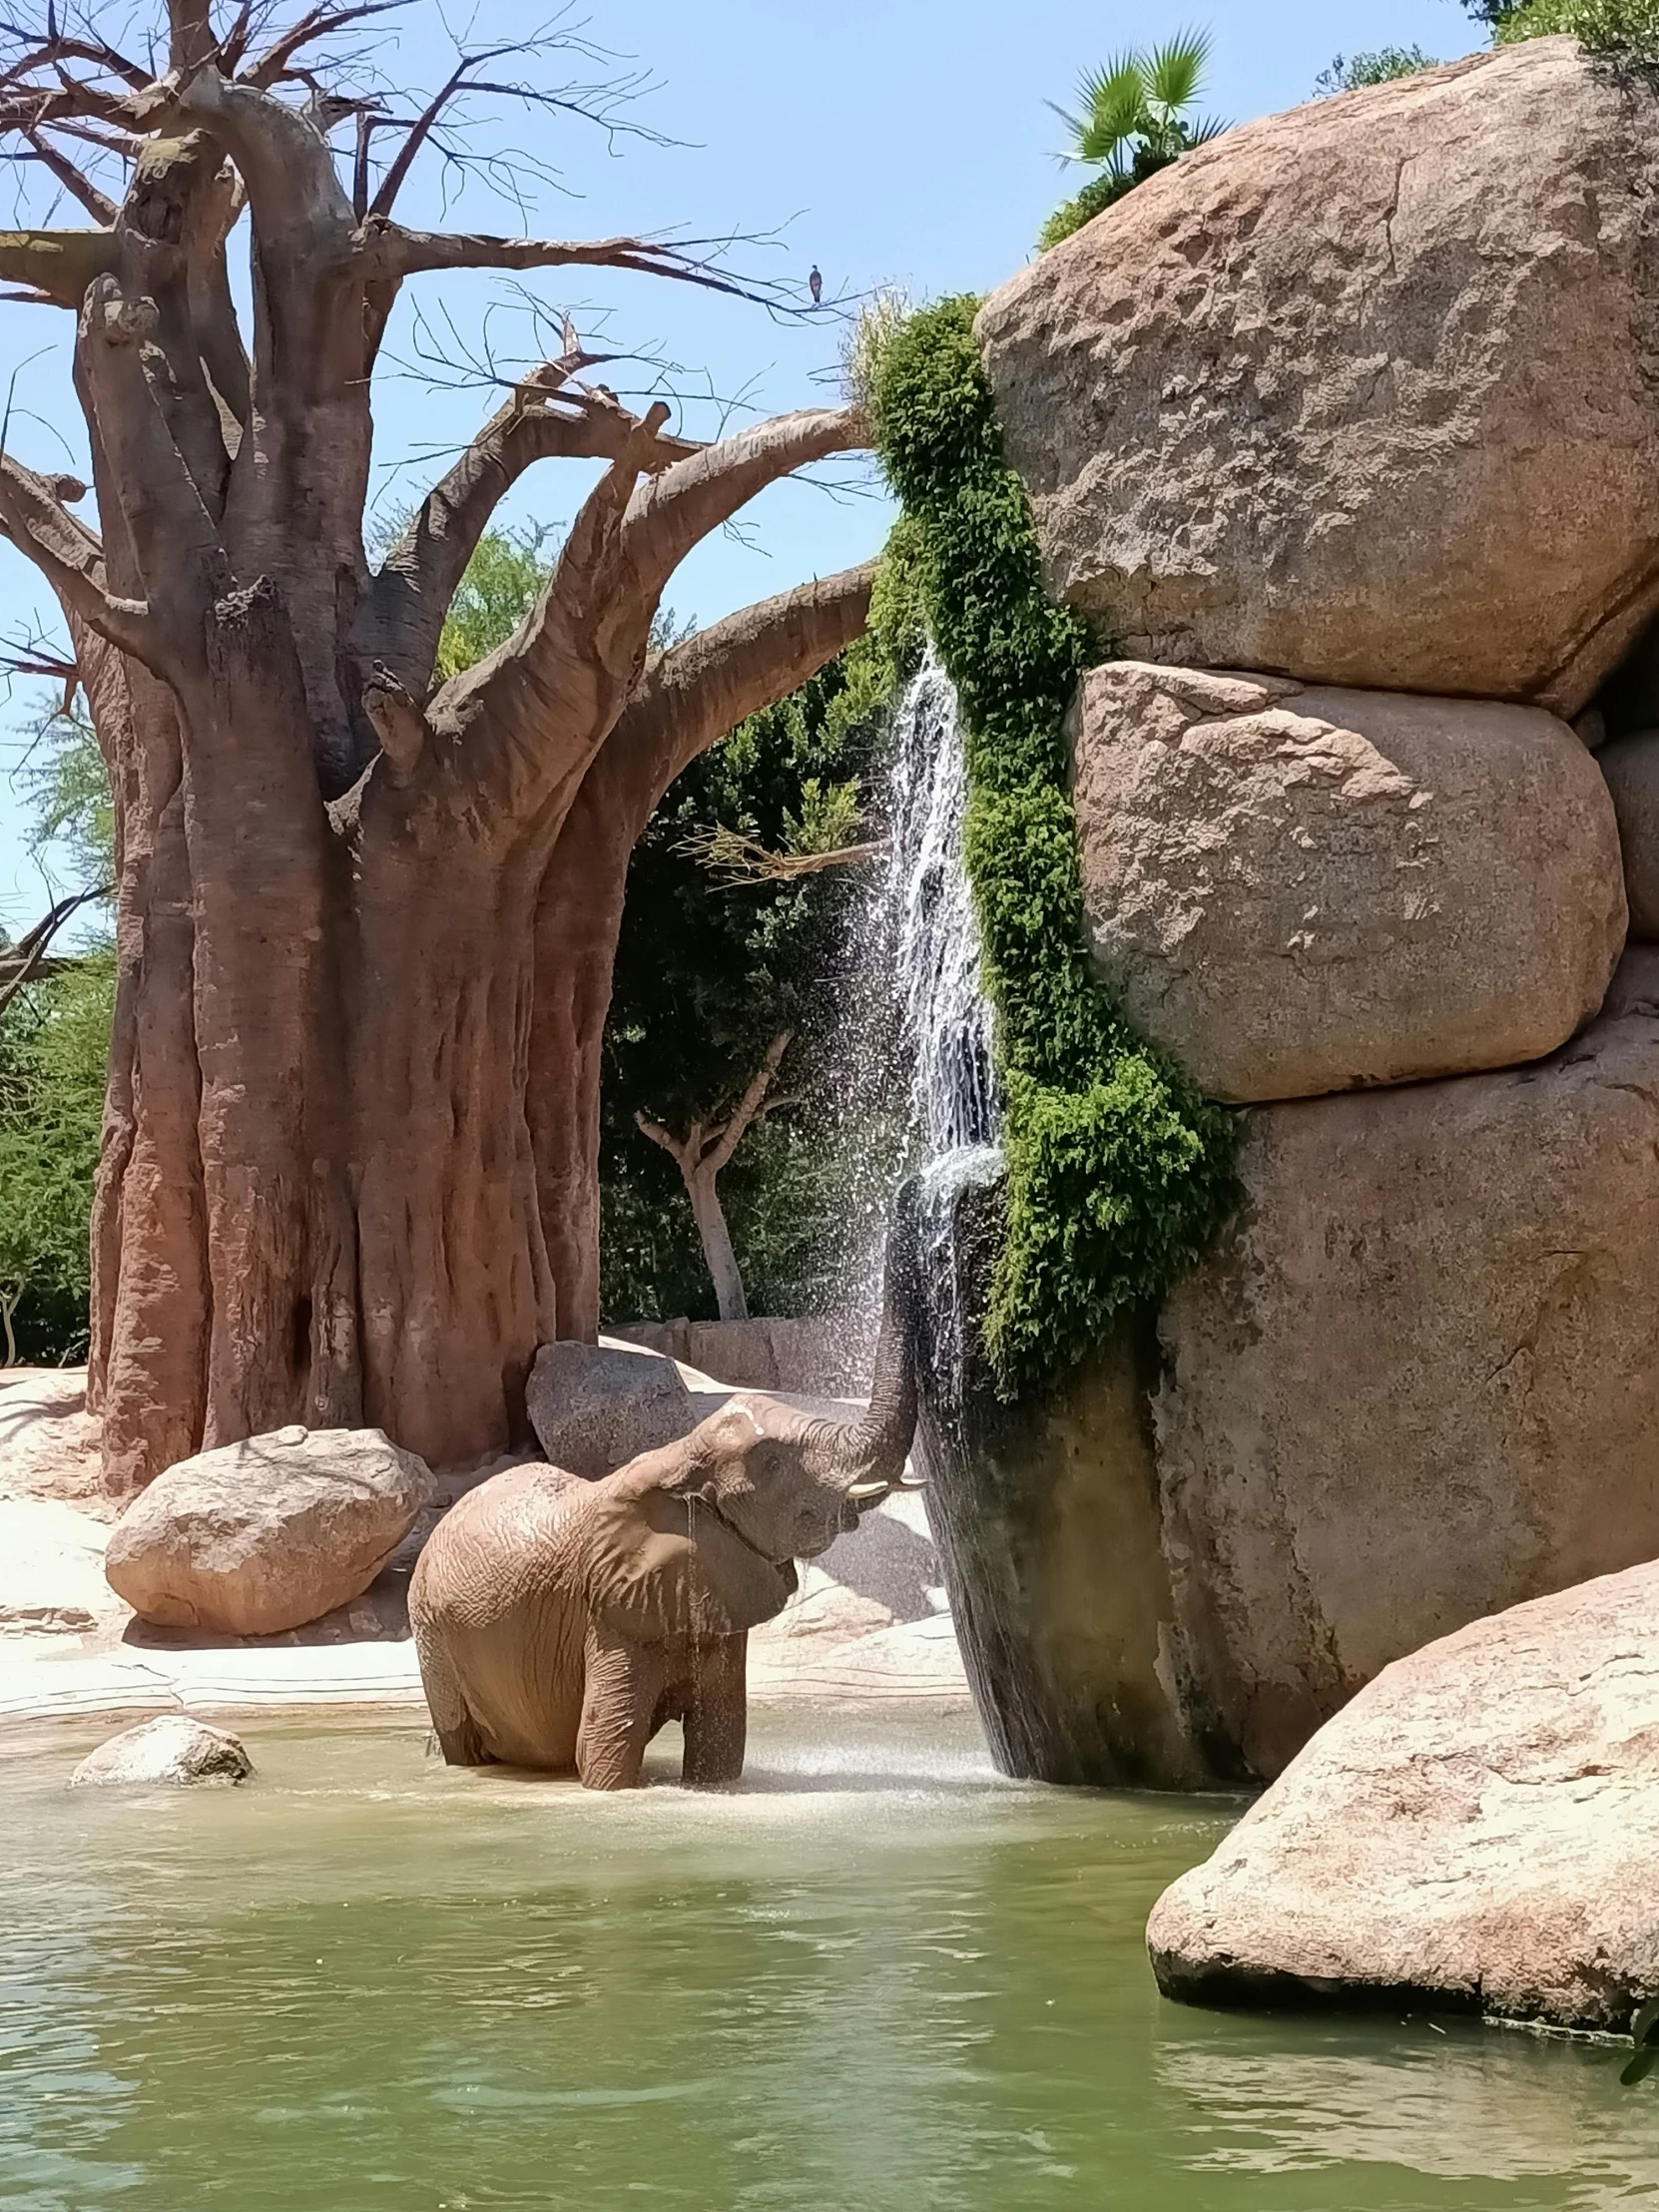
[
  {"left": 104, "top": 1426, "right": 430, "bottom": 1636},
  {"left": 979, "top": 41, "right": 1659, "bottom": 716},
  {"left": 1070, "top": 663, "right": 1627, "bottom": 1101},
  {"left": 69, "top": 1715, "right": 254, "bottom": 1789}
]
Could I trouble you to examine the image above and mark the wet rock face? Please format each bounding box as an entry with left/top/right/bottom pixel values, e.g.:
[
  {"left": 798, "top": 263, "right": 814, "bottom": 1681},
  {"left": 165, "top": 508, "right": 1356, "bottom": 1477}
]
[
  {"left": 1070, "top": 664, "right": 1625, "bottom": 1101},
  {"left": 104, "top": 1427, "right": 429, "bottom": 1637},
  {"left": 69, "top": 1715, "right": 253, "bottom": 1788},
  {"left": 978, "top": 40, "right": 1659, "bottom": 717},
  {"left": 909, "top": 1158, "right": 1210, "bottom": 1789},
  {"left": 1146, "top": 1558, "right": 1659, "bottom": 2031},
  {"left": 1155, "top": 948, "right": 1659, "bottom": 1780}
]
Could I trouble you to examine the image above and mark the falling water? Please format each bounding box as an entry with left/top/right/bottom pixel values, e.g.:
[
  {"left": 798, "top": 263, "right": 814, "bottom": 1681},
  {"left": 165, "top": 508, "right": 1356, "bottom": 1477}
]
[{"left": 881, "top": 653, "right": 998, "bottom": 1158}]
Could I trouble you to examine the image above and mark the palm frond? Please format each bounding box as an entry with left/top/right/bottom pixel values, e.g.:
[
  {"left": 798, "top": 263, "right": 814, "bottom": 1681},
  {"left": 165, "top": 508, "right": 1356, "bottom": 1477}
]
[
  {"left": 1182, "top": 113, "right": 1231, "bottom": 148},
  {"left": 1143, "top": 28, "right": 1212, "bottom": 117}
]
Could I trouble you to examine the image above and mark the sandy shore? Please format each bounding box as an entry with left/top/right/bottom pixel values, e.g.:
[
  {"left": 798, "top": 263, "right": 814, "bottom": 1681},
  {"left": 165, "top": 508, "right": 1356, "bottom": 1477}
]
[{"left": 0, "top": 1368, "right": 972, "bottom": 1747}]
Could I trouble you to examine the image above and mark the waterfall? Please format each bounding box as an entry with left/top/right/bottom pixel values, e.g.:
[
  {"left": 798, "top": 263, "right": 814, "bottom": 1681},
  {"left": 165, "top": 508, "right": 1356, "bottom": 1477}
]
[{"left": 882, "top": 654, "right": 998, "bottom": 1159}]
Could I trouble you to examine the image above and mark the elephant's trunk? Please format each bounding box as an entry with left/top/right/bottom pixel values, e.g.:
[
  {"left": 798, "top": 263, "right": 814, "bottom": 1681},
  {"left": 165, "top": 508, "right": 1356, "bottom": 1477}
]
[{"left": 846, "top": 1178, "right": 921, "bottom": 1495}]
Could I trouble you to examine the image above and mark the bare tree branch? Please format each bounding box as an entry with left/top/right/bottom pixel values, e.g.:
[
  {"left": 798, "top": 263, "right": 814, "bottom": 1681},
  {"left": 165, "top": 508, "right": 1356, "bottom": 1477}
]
[
  {"left": 0, "top": 223, "right": 115, "bottom": 303},
  {"left": 242, "top": 2, "right": 408, "bottom": 90},
  {"left": 21, "top": 125, "right": 117, "bottom": 221},
  {"left": 375, "top": 223, "right": 797, "bottom": 308},
  {"left": 0, "top": 444, "right": 153, "bottom": 661},
  {"left": 0, "top": 884, "right": 112, "bottom": 1018}
]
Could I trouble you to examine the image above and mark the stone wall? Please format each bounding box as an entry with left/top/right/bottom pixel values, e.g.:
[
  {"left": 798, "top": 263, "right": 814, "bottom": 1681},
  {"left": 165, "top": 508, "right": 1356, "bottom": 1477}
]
[{"left": 608, "top": 1315, "right": 877, "bottom": 1397}]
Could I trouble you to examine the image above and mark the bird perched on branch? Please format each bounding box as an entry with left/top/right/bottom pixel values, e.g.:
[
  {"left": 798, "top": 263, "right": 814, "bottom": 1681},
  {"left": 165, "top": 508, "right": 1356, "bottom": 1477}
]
[{"left": 808, "top": 265, "right": 823, "bottom": 307}]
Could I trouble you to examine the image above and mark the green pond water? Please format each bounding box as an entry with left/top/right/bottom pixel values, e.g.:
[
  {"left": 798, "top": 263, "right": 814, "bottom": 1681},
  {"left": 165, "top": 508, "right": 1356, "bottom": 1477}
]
[{"left": 2, "top": 1707, "right": 1655, "bottom": 2211}]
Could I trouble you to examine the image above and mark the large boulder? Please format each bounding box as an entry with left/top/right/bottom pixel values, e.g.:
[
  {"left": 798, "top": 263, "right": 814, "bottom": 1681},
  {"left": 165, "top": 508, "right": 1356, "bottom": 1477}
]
[
  {"left": 978, "top": 41, "right": 1659, "bottom": 716},
  {"left": 525, "top": 1339, "right": 697, "bottom": 1478},
  {"left": 1071, "top": 664, "right": 1624, "bottom": 1101},
  {"left": 1598, "top": 731, "right": 1659, "bottom": 939},
  {"left": 1155, "top": 948, "right": 1659, "bottom": 1780},
  {"left": 69, "top": 1716, "right": 253, "bottom": 1789},
  {"left": 1147, "top": 1560, "right": 1659, "bottom": 2031},
  {"left": 104, "top": 1426, "right": 429, "bottom": 1636}
]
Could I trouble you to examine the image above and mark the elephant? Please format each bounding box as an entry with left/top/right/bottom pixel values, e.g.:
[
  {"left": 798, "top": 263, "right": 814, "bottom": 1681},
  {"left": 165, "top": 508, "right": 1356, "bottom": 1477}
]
[{"left": 410, "top": 1201, "right": 920, "bottom": 1790}]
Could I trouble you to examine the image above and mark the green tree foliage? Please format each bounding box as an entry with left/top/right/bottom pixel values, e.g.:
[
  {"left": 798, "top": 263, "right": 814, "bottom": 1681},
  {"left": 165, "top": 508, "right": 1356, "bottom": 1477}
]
[
  {"left": 0, "top": 951, "right": 112, "bottom": 1364},
  {"left": 862, "top": 297, "right": 1240, "bottom": 1397},
  {"left": 1492, "top": 0, "right": 1659, "bottom": 45},
  {"left": 1039, "top": 30, "right": 1228, "bottom": 251},
  {"left": 433, "top": 525, "right": 556, "bottom": 683},
  {"left": 0, "top": 700, "right": 116, "bottom": 1364},
  {"left": 1315, "top": 47, "right": 1439, "bottom": 94}
]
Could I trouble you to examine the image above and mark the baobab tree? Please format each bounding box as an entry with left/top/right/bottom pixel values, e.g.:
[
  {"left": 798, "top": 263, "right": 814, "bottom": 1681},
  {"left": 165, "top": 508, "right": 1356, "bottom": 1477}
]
[{"left": 0, "top": 2, "right": 871, "bottom": 1489}]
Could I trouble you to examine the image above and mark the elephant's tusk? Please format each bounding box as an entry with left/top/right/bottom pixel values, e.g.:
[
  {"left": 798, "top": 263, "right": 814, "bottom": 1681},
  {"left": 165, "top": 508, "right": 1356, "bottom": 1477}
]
[
  {"left": 845, "top": 1479, "right": 891, "bottom": 1503},
  {"left": 895, "top": 1473, "right": 928, "bottom": 1489}
]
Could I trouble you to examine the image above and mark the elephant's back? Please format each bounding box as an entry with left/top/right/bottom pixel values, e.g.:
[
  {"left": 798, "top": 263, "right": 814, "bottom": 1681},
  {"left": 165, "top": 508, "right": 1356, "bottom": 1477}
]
[{"left": 410, "top": 1462, "right": 587, "bottom": 1632}]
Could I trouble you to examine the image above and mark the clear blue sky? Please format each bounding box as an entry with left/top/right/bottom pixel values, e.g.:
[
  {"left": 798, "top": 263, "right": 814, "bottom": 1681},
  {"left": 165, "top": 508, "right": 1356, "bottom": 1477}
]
[{"left": 0, "top": 0, "right": 1472, "bottom": 922}]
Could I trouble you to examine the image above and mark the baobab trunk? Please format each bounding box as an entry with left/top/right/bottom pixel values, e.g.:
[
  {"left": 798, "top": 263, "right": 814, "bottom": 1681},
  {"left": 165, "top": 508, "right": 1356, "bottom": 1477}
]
[{"left": 0, "top": 3, "right": 872, "bottom": 1487}]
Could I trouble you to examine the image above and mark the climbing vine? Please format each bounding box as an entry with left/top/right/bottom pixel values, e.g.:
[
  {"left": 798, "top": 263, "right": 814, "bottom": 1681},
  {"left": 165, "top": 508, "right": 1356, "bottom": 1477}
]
[{"left": 864, "top": 296, "right": 1240, "bottom": 1395}]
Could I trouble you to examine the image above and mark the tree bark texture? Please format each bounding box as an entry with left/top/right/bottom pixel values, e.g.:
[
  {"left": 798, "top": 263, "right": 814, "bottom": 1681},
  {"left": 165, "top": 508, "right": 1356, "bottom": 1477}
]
[{"left": 0, "top": 15, "right": 871, "bottom": 1486}]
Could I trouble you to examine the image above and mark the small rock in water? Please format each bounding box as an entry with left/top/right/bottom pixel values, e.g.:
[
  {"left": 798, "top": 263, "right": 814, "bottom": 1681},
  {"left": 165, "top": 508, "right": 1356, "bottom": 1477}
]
[{"left": 69, "top": 1715, "right": 254, "bottom": 1790}]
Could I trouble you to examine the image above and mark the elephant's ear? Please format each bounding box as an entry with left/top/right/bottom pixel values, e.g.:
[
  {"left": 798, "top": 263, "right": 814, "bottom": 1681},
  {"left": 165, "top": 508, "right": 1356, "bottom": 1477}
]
[{"left": 581, "top": 1484, "right": 796, "bottom": 1643}]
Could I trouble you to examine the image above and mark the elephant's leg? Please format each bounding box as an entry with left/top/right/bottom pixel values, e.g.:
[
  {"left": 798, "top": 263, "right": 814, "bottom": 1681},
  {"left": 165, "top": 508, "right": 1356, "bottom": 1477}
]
[
  {"left": 682, "top": 1633, "right": 749, "bottom": 1789},
  {"left": 414, "top": 1627, "right": 491, "bottom": 1767},
  {"left": 577, "top": 1621, "right": 667, "bottom": 1790}
]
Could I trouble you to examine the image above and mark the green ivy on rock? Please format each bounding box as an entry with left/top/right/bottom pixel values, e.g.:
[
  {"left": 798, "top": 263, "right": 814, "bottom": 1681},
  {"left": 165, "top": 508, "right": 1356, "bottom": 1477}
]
[{"left": 865, "top": 295, "right": 1240, "bottom": 1395}]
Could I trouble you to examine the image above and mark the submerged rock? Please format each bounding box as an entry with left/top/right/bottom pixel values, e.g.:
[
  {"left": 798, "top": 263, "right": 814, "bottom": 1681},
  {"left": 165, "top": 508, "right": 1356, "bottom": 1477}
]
[
  {"left": 1156, "top": 947, "right": 1659, "bottom": 1779},
  {"left": 1070, "top": 663, "right": 1624, "bottom": 1101},
  {"left": 104, "top": 1426, "right": 429, "bottom": 1636},
  {"left": 69, "top": 1715, "right": 253, "bottom": 1789},
  {"left": 525, "top": 1340, "right": 697, "bottom": 1479},
  {"left": 978, "top": 40, "right": 1659, "bottom": 715},
  {"left": 1147, "top": 1559, "right": 1659, "bottom": 2031}
]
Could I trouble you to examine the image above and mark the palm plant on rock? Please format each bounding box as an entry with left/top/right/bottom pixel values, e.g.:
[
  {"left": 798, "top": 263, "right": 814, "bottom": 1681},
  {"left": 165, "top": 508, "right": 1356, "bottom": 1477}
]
[{"left": 1039, "top": 31, "right": 1228, "bottom": 251}]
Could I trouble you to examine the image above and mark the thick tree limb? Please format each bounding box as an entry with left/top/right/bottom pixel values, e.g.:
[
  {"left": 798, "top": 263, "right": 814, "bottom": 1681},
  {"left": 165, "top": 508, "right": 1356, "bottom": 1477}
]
[
  {"left": 0, "top": 224, "right": 115, "bottom": 303},
  {"left": 426, "top": 396, "right": 692, "bottom": 818},
  {"left": 609, "top": 561, "right": 876, "bottom": 802},
  {"left": 622, "top": 407, "right": 866, "bottom": 601},
  {"left": 176, "top": 58, "right": 355, "bottom": 240},
  {"left": 76, "top": 274, "right": 230, "bottom": 634},
  {"left": 0, "top": 446, "right": 153, "bottom": 660},
  {"left": 359, "top": 376, "right": 700, "bottom": 696}
]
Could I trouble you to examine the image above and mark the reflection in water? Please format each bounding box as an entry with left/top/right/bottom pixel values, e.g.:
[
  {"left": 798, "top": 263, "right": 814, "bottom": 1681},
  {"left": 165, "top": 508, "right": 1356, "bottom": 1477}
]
[
  {"left": 0, "top": 1712, "right": 1651, "bottom": 2211},
  {"left": 1160, "top": 2041, "right": 1659, "bottom": 2196}
]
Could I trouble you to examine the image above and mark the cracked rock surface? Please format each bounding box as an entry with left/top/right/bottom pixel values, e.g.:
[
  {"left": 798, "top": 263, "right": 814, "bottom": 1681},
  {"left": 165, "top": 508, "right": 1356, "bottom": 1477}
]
[
  {"left": 1155, "top": 947, "right": 1659, "bottom": 1781},
  {"left": 1147, "top": 1557, "right": 1659, "bottom": 2031}
]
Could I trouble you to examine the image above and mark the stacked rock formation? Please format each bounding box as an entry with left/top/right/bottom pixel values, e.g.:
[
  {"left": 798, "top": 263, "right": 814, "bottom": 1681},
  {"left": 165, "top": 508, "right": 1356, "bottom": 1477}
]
[{"left": 956, "top": 37, "right": 1659, "bottom": 1786}]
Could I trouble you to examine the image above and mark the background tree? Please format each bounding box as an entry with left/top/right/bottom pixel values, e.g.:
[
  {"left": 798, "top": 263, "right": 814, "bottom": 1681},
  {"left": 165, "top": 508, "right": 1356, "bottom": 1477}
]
[
  {"left": 1314, "top": 48, "right": 1439, "bottom": 94},
  {"left": 1039, "top": 31, "right": 1228, "bottom": 251},
  {"left": 0, "top": 701, "right": 116, "bottom": 1363},
  {"left": 0, "top": 3, "right": 872, "bottom": 1490},
  {"left": 604, "top": 616, "right": 912, "bottom": 1323}
]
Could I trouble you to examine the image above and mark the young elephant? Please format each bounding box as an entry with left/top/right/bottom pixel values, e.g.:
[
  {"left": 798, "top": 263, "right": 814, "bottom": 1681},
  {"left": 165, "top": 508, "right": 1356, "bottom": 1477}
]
[
  {"left": 411, "top": 1391, "right": 915, "bottom": 1787},
  {"left": 413, "top": 1193, "right": 918, "bottom": 1790}
]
